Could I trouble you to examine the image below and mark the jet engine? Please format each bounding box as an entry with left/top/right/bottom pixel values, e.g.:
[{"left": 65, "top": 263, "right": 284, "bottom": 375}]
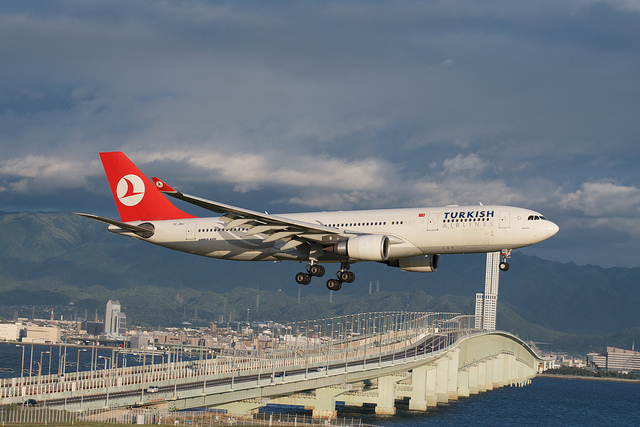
[
  {"left": 333, "top": 235, "right": 390, "bottom": 261},
  {"left": 385, "top": 254, "right": 439, "bottom": 272}
]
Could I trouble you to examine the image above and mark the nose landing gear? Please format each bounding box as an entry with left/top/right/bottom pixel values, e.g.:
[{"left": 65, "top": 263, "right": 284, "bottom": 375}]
[{"left": 499, "top": 249, "right": 512, "bottom": 271}]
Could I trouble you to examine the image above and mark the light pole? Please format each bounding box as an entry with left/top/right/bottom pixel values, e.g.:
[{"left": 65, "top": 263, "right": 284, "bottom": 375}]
[
  {"left": 98, "top": 355, "right": 109, "bottom": 370},
  {"left": 39, "top": 350, "right": 50, "bottom": 406},
  {"left": 61, "top": 342, "right": 68, "bottom": 377},
  {"left": 37, "top": 351, "right": 45, "bottom": 382},
  {"left": 98, "top": 356, "right": 110, "bottom": 407},
  {"left": 29, "top": 344, "right": 34, "bottom": 379},
  {"left": 16, "top": 345, "right": 25, "bottom": 385},
  {"left": 141, "top": 347, "right": 147, "bottom": 401},
  {"left": 77, "top": 349, "right": 87, "bottom": 375},
  {"left": 48, "top": 347, "right": 52, "bottom": 377}
]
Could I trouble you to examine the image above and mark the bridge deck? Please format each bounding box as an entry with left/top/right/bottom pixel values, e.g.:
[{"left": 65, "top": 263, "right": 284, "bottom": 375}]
[{"left": 0, "top": 312, "right": 539, "bottom": 418}]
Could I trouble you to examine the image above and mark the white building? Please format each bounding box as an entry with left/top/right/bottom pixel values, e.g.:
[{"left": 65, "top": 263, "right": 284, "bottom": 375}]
[
  {"left": 105, "top": 300, "right": 127, "bottom": 337},
  {"left": 475, "top": 252, "right": 500, "bottom": 331},
  {"left": 0, "top": 323, "right": 22, "bottom": 341},
  {"left": 588, "top": 346, "right": 640, "bottom": 373},
  {"left": 23, "top": 325, "right": 60, "bottom": 343}
]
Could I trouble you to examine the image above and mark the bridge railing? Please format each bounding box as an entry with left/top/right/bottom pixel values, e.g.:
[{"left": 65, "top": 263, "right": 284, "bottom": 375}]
[{"left": 1, "top": 312, "right": 479, "bottom": 402}]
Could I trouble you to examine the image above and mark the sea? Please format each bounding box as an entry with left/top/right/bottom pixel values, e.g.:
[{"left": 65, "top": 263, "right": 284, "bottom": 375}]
[
  {"left": 361, "top": 377, "right": 640, "bottom": 426},
  {"left": 1, "top": 343, "right": 639, "bottom": 426}
]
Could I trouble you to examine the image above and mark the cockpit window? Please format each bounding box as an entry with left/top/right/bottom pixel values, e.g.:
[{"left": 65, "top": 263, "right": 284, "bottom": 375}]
[{"left": 528, "top": 215, "right": 547, "bottom": 221}]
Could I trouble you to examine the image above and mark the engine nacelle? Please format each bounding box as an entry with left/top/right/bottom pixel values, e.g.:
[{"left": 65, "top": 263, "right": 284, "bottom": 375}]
[
  {"left": 334, "top": 235, "right": 390, "bottom": 261},
  {"left": 385, "top": 254, "right": 439, "bottom": 272}
]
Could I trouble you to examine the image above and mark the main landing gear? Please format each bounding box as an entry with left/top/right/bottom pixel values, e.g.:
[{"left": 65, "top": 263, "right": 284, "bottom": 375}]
[
  {"left": 499, "top": 249, "right": 512, "bottom": 271},
  {"left": 326, "top": 263, "right": 355, "bottom": 291},
  {"left": 295, "top": 262, "right": 355, "bottom": 291},
  {"left": 295, "top": 262, "right": 325, "bottom": 286}
]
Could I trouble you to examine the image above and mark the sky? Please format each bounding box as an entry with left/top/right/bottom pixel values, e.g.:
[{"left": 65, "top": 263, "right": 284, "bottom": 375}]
[{"left": 1, "top": 0, "right": 639, "bottom": 268}]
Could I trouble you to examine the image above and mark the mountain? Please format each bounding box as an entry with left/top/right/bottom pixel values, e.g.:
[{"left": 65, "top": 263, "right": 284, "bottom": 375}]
[{"left": 1, "top": 211, "right": 639, "bottom": 351}]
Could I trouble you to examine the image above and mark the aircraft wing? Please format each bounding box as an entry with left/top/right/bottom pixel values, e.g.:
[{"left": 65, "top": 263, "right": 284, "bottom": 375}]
[{"left": 152, "top": 178, "right": 348, "bottom": 248}]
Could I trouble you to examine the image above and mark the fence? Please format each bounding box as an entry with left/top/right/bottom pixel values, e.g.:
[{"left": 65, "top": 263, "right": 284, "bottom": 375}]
[
  {"left": 0, "top": 406, "right": 380, "bottom": 426},
  {"left": 1, "top": 311, "right": 478, "bottom": 405}
]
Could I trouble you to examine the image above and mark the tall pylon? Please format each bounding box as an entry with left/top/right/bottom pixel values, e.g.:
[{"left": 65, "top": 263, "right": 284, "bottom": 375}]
[{"left": 475, "top": 252, "right": 500, "bottom": 331}]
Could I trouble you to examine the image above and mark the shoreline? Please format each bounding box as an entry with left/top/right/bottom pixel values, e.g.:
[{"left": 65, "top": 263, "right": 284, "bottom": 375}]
[{"left": 536, "top": 373, "right": 640, "bottom": 383}]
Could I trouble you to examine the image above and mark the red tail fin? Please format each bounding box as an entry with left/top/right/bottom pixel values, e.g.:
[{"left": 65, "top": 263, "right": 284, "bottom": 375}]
[{"left": 99, "top": 152, "right": 197, "bottom": 222}]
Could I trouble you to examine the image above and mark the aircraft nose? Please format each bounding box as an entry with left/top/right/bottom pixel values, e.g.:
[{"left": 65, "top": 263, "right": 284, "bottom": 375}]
[{"left": 547, "top": 220, "right": 559, "bottom": 237}]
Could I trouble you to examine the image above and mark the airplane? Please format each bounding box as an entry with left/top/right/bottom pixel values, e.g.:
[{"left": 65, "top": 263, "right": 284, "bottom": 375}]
[{"left": 76, "top": 152, "right": 559, "bottom": 291}]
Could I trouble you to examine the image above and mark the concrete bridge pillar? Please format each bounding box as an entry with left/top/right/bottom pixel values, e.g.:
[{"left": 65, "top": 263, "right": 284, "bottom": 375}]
[
  {"left": 375, "top": 375, "right": 402, "bottom": 415},
  {"left": 408, "top": 364, "right": 436, "bottom": 411},
  {"left": 506, "top": 354, "right": 516, "bottom": 385},
  {"left": 468, "top": 364, "right": 479, "bottom": 395},
  {"left": 435, "top": 356, "right": 450, "bottom": 403},
  {"left": 485, "top": 357, "right": 494, "bottom": 391},
  {"left": 477, "top": 361, "right": 487, "bottom": 392},
  {"left": 426, "top": 363, "right": 437, "bottom": 407},
  {"left": 447, "top": 348, "right": 459, "bottom": 401},
  {"left": 516, "top": 360, "right": 527, "bottom": 386},
  {"left": 312, "top": 387, "right": 344, "bottom": 419},
  {"left": 457, "top": 369, "right": 470, "bottom": 398},
  {"left": 495, "top": 354, "right": 507, "bottom": 387},
  {"left": 502, "top": 353, "right": 511, "bottom": 386}
]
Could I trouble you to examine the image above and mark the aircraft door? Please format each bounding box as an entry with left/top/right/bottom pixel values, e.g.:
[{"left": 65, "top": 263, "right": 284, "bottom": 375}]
[
  {"left": 499, "top": 211, "right": 511, "bottom": 229},
  {"left": 186, "top": 222, "right": 197, "bottom": 240},
  {"left": 427, "top": 213, "right": 439, "bottom": 231}
]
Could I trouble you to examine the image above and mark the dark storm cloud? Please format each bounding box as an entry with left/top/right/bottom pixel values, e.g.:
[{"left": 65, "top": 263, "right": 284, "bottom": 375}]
[{"left": 1, "top": 0, "right": 639, "bottom": 267}]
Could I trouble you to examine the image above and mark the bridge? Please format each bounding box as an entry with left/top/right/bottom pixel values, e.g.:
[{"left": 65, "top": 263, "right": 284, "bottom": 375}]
[{"left": 0, "top": 312, "right": 539, "bottom": 419}]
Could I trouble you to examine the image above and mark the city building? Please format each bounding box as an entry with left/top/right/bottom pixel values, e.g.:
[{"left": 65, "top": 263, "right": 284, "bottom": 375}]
[
  {"left": 131, "top": 334, "right": 151, "bottom": 349},
  {"left": 23, "top": 325, "right": 61, "bottom": 343},
  {"left": 78, "top": 321, "right": 105, "bottom": 336},
  {"left": 587, "top": 346, "right": 640, "bottom": 373},
  {"left": 105, "top": 300, "right": 126, "bottom": 337},
  {"left": 0, "top": 323, "right": 22, "bottom": 341}
]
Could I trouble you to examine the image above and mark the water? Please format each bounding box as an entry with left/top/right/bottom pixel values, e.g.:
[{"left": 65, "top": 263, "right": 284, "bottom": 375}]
[
  {"left": 2, "top": 344, "right": 638, "bottom": 425},
  {"left": 360, "top": 377, "right": 640, "bottom": 426},
  {"left": 0, "top": 342, "right": 196, "bottom": 379}
]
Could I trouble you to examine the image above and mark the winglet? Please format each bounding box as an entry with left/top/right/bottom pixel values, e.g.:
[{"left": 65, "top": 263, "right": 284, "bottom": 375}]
[{"left": 152, "top": 177, "right": 177, "bottom": 193}]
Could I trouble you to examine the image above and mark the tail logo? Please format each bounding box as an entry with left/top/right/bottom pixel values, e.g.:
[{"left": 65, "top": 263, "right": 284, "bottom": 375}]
[{"left": 116, "top": 174, "right": 145, "bottom": 207}]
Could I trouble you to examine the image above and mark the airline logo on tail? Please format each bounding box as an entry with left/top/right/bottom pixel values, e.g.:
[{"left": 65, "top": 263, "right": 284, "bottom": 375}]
[
  {"left": 117, "top": 174, "right": 145, "bottom": 206},
  {"left": 99, "top": 151, "right": 197, "bottom": 222}
]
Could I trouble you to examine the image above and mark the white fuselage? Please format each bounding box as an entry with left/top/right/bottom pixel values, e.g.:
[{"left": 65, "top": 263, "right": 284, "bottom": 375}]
[{"left": 110, "top": 205, "right": 559, "bottom": 263}]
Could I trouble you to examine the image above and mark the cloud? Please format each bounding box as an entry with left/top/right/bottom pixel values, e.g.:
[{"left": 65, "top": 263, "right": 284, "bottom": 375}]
[
  {"left": 557, "top": 182, "right": 640, "bottom": 238},
  {"left": 137, "top": 149, "right": 399, "bottom": 195},
  {"left": 1, "top": 1, "right": 640, "bottom": 266},
  {"left": 561, "top": 182, "right": 640, "bottom": 217},
  {"left": 442, "top": 154, "right": 486, "bottom": 175},
  {"left": 0, "top": 156, "right": 97, "bottom": 194},
  {"left": 577, "top": 0, "right": 640, "bottom": 13}
]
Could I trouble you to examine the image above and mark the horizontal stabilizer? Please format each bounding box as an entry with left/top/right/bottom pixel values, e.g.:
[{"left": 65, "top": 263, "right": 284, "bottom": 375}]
[{"left": 74, "top": 213, "right": 155, "bottom": 238}]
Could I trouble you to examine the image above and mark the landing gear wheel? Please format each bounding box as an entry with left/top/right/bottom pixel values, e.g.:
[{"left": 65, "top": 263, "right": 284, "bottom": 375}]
[
  {"left": 339, "top": 271, "right": 356, "bottom": 283},
  {"left": 326, "top": 278, "right": 342, "bottom": 291},
  {"left": 295, "top": 272, "right": 312, "bottom": 285},
  {"left": 308, "top": 264, "right": 325, "bottom": 277},
  {"left": 499, "top": 249, "right": 512, "bottom": 272}
]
